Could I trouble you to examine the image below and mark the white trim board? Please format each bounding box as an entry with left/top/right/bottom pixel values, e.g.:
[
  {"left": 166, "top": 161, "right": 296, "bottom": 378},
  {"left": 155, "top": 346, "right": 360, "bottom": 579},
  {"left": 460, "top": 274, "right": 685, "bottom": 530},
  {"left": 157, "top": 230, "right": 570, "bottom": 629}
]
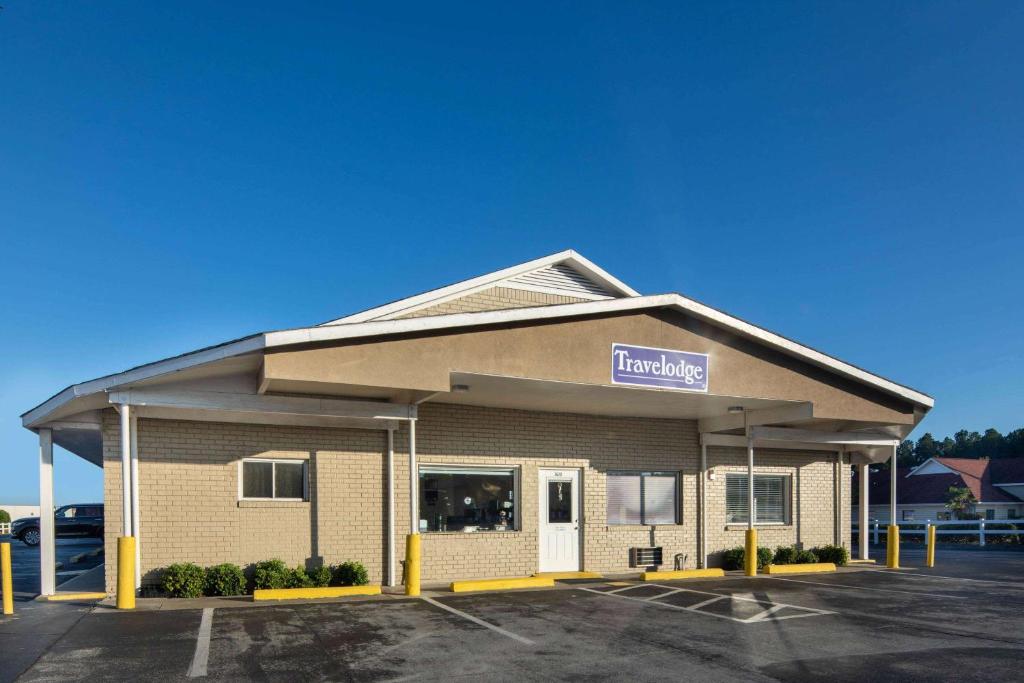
[{"left": 319, "top": 249, "right": 639, "bottom": 324}]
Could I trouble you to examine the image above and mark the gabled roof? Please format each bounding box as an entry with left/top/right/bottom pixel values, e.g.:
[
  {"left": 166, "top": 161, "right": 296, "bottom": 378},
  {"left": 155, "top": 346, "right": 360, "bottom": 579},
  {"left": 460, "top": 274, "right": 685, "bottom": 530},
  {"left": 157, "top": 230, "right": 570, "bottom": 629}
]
[
  {"left": 989, "top": 458, "right": 1024, "bottom": 485},
  {"left": 21, "top": 251, "right": 934, "bottom": 429},
  {"left": 319, "top": 249, "right": 640, "bottom": 325},
  {"left": 866, "top": 458, "right": 1024, "bottom": 505}
]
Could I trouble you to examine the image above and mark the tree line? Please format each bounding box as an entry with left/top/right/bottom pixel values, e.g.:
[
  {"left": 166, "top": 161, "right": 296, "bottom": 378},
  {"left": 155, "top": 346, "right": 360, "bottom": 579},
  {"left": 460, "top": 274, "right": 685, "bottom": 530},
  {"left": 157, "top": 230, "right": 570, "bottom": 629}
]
[{"left": 896, "top": 427, "right": 1024, "bottom": 468}]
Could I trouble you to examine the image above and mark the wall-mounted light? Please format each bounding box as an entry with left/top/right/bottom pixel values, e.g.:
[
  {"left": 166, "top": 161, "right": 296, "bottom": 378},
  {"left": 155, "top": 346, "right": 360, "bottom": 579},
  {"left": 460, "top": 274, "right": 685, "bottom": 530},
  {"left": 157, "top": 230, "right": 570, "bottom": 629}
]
[{"left": 451, "top": 384, "right": 470, "bottom": 393}]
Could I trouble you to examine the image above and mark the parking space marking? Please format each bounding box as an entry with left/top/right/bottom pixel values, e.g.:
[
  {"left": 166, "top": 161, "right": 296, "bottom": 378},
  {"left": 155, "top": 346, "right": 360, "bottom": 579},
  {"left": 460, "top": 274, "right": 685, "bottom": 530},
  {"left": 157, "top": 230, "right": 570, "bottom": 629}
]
[
  {"left": 746, "top": 604, "right": 786, "bottom": 623},
  {"left": 579, "top": 585, "right": 834, "bottom": 624},
  {"left": 187, "top": 607, "right": 214, "bottom": 678},
  {"left": 607, "top": 584, "right": 645, "bottom": 593},
  {"left": 421, "top": 597, "right": 534, "bottom": 645},
  {"left": 867, "top": 570, "right": 1024, "bottom": 588},
  {"left": 762, "top": 576, "right": 969, "bottom": 599},
  {"left": 687, "top": 595, "right": 727, "bottom": 610}
]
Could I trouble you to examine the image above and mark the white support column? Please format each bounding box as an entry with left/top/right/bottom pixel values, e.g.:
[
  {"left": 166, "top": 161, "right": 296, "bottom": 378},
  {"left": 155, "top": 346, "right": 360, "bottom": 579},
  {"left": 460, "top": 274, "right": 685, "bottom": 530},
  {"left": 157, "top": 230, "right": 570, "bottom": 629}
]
[
  {"left": 858, "top": 462, "right": 870, "bottom": 560},
  {"left": 699, "top": 440, "right": 707, "bottom": 569},
  {"left": 130, "top": 413, "right": 141, "bottom": 589},
  {"left": 386, "top": 428, "right": 395, "bottom": 587},
  {"left": 120, "top": 405, "right": 132, "bottom": 537},
  {"left": 408, "top": 418, "right": 418, "bottom": 534},
  {"left": 38, "top": 428, "right": 55, "bottom": 596},
  {"left": 747, "top": 436, "right": 755, "bottom": 530},
  {"left": 834, "top": 451, "right": 842, "bottom": 546},
  {"left": 890, "top": 445, "right": 898, "bottom": 526}
]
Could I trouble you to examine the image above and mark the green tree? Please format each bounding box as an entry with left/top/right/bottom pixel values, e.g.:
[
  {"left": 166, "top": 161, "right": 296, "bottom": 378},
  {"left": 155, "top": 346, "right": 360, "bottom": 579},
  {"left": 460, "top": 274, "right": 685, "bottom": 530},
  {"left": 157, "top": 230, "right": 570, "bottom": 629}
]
[
  {"left": 945, "top": 485, "right": 977, "bottom": 520},
  {"left": 978, "top": 428, "right": 1004, "bottom": 459},
  {"left": 914, "top": 433, "right": 941, "bottom": 462},
  {"left": 896, "top": 440, "right": 916, "bottom": 467}
]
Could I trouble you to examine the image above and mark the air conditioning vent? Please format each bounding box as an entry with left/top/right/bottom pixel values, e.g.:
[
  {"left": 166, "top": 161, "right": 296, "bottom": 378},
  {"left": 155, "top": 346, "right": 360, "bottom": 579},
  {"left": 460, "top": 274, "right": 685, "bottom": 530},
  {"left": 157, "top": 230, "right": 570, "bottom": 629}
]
[{"left": 629, "top": 546, "right": 663, "bottom": 568}]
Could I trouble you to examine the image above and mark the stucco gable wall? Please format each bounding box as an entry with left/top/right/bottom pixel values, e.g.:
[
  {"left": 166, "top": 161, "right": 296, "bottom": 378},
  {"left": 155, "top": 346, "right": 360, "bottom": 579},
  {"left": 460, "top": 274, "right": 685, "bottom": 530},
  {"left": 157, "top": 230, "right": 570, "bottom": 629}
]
[{"left": 264, "top": 309, "right": 916, "bottom": 425}]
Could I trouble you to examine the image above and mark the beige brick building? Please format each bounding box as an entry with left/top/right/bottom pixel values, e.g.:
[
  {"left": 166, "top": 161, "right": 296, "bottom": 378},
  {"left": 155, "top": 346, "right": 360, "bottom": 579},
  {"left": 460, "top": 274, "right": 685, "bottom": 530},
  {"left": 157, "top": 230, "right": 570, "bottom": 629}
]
[{"left": 22, "top": 250, "right": 930, "bottom": 596}]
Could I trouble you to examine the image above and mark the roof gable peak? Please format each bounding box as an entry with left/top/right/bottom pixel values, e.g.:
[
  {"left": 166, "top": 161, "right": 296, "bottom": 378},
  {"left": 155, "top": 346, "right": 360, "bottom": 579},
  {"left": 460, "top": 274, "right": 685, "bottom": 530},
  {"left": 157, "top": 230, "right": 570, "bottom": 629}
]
[{"left": 319, "top": 249, "right": 639, "bottom": 325}]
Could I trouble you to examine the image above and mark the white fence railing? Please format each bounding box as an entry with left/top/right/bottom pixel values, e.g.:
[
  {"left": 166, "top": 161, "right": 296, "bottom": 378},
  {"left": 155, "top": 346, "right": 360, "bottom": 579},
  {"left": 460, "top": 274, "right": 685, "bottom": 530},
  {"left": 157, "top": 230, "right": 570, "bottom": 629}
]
[
  {"left": 852, "top": 519, "right": 1022, "bottom": 547},
  {"left": 0, "top": 522, "right": 10, "bottom": 536}
]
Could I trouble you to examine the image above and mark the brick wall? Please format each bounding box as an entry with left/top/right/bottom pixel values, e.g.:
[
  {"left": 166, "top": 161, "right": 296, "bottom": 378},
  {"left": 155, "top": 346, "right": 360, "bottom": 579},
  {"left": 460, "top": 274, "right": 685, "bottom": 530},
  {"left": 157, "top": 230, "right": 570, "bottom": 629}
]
[
  {"left": 703, "top": 446, "right": 851, "bottom": 565},
  {"left": 102, "top": 412, "right": 387, "bottom": 594},
  {"left": 396, "top": 286, "right": 587, "bottom": 318},
  {"left": 102, "top": 404, "right": 851, "bottom": 592}
]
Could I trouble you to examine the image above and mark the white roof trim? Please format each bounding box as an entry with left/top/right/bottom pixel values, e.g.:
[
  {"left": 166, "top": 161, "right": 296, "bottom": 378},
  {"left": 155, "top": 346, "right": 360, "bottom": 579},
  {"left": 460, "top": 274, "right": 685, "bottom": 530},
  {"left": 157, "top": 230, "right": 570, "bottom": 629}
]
[
  {"left": 22, "top": 291, "right": 934, "bottom": 429},
  {"left": 21, "top": 336, "right": 266, "bottom": 428},
  {"left": 905, "top": 457, "right": 957, "bottom": 477},
  {"left": 319, "top": 249, "right": 639, "bottom": 325}
]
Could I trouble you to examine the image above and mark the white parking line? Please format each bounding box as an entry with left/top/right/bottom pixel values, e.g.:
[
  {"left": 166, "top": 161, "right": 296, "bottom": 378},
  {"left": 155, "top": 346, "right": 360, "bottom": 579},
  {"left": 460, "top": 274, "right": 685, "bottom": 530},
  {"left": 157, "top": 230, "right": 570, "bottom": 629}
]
[
  {"left": 687, "top": 595, "right": 727, "bottom": 610},
  {"left": 187, "top": 608, "right": 214, "bottom": 678},
  {"left": 746, "top": 604, "right": 786, "bottom": 622},
  {"left": 761, "top": 576, "right": 969, "bottom": 599},
  {"left": 580, "top": 585, "right": 834, "bottom": 624},
  {"left": 421, "top": 597, "right": 534, "bottom": 645},
  {"left": 869, "top": 570, "right": 1024, "bottom": 588}
]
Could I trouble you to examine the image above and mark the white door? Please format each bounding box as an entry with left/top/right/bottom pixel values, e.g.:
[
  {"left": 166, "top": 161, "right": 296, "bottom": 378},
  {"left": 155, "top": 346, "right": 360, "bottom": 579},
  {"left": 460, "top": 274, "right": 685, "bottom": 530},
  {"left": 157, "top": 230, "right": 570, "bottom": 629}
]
[{"left": 538, "top": 468, "right": 581, "bottom": 572}]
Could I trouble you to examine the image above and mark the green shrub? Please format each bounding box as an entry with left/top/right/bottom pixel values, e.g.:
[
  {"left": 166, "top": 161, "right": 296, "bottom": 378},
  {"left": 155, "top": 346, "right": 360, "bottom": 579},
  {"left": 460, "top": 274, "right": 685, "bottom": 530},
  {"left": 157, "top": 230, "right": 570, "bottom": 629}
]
[
  {"left": 721, "top": 546, "right": 744, "bottom": 570},
  {"left": 773, "top": 545, "right": 798, "bottom": 565},
  {"left": 333, "top": 561, "right": 369, "bottom": 586},
  {"left": 308, "top": 565, "right": 332, "bottom": 588},
  {"left": 204, "top": 563, "right": 246, "bottom": 596},
  {"left": 162, "top": 562, "right": 206, "bottom": 598},
  {"left": 0, "top": 509, "right": 10, "bottom": 524},
  {"left": 793, "top": 549, "right": 818, "bottom": 564},
  {"left": 720, "top": 546, "right": 772, "bottom": 571},
  {"left": 287, "top": 565, "right": 314, "bottom": 588},
  {"left": 253, "top": 559, "right": 291, "bottom": 590},
  {"left": 811, "top": 545, "right": 849, "bottom": 566}
]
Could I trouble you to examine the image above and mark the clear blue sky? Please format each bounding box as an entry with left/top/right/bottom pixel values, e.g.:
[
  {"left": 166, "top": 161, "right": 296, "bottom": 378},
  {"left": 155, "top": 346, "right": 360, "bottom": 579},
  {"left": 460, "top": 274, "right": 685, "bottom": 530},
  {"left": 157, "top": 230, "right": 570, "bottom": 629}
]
[{"left": 1, "top": 2, "right": 1021, "bottom": 505}]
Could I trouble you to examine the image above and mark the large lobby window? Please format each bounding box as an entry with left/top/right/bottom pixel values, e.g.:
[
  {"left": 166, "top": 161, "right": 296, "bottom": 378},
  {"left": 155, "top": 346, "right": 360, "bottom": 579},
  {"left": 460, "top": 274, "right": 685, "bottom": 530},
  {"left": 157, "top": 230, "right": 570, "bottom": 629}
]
[{"left": 419, "top": 466, "right": 517, "bottom": 532}]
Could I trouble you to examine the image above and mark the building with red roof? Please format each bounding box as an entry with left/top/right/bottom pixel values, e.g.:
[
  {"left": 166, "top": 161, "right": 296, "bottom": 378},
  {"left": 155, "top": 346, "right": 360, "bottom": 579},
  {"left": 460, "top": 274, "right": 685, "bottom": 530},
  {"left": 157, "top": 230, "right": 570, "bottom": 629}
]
[{"left": 854, "top": 457, "right": 1024, "bottom": 523}]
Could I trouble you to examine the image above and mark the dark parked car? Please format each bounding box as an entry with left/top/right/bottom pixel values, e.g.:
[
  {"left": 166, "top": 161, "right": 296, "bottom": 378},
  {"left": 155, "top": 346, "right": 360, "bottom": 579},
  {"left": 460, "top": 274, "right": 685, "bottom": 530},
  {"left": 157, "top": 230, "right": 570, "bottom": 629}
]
[{"left": 12, "top": 504, "right": 104, "bottom": 546}]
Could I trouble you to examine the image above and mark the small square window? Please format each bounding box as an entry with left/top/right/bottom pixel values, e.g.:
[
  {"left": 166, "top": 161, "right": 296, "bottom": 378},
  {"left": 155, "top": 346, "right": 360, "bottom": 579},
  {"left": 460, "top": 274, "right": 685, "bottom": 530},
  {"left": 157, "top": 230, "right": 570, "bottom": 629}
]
[{"left": 902, "top": 510, "right": 915, "bottom": 521}]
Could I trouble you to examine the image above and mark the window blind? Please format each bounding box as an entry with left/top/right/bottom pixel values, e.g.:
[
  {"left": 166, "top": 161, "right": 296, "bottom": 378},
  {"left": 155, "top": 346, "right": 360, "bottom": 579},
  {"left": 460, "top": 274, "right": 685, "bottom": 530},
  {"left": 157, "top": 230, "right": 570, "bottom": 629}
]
[
  {"left": 607, "top": 473, "right": 642, "bottom": 524},
  {"left": 643, "top": 474, "right": 678, "bottom": 525},
  {"left": 725, "top": 474, "right": 788, "bottom": 524}
]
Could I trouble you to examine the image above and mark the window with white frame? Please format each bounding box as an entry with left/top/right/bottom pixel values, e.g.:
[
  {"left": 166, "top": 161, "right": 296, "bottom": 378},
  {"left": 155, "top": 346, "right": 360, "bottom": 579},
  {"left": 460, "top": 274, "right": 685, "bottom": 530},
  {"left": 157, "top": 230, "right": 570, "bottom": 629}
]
[
  {"left": 725, "top": 473, "right": 790, "bottom": 525},
  {"left": 419, "top": 466, "right": 517, "bottom": 532},
  {"left": 240, "top": 459, "right": 308, "bottom": 500},
  {"left": 902, "top": 509, "right": 915, "bottom": 521},
  {"left": 607, "top": 471, "right": 679, "bottom": 525}
]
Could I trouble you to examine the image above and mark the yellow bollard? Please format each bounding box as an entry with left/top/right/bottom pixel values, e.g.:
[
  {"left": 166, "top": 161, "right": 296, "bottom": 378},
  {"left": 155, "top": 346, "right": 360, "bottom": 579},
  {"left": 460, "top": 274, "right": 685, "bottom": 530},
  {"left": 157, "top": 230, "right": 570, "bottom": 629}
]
[
  {"left": 886, "top": 525, "right": 900, "bottom": 569},
  {"left": 116, "top": 537, "right": 136, "bottom": 609},
  {"left": 2, "top": 542, "right": 13, "bottom": 615},
  {"left": 404, "top": 533, "right": 421, "bottom": 596},
  {"left": 744, "top": 528, "right": 758, "bottom": 576},
  {"left": 926, "top": 524, "right": 936, "bottom": 568}
]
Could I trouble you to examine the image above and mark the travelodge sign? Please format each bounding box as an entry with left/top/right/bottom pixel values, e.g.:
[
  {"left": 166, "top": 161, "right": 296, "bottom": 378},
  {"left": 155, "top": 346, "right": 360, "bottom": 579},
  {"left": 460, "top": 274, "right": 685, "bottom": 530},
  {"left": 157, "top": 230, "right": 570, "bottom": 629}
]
[{"left": 611, "top": 343, "right": 709, "bottom": 392}]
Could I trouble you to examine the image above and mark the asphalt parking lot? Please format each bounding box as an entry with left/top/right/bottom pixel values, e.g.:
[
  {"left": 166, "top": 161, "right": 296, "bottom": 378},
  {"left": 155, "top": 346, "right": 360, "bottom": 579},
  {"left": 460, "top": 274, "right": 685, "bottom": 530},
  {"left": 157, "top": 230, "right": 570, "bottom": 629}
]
[
  {"left": 0, "top": 536, "right": 104, "bottom": 600},
  {"left": 5, "top": 547, "right": 1024, "bottom": 682}
]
